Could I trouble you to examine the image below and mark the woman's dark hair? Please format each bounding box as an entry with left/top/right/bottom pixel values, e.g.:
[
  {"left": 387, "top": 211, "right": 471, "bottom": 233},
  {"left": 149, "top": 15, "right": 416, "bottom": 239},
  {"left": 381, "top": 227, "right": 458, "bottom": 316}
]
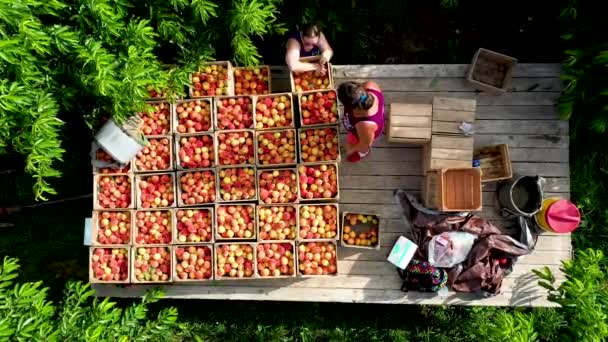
[
  {"left": 301, "top": 23, "right": 321, "bottom": 38},
  {"left": 338, "top": 82, "right": 374, "bottom": 110}
]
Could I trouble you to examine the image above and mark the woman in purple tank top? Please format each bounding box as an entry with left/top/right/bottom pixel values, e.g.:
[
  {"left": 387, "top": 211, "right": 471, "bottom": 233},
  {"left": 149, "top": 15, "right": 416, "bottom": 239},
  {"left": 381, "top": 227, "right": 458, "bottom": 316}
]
[
  {"left": 285, "top": 23, "right": 333, "bottom": 73},
  {"left": 338, "top": 81, "right": 385, "bottom": 162}
]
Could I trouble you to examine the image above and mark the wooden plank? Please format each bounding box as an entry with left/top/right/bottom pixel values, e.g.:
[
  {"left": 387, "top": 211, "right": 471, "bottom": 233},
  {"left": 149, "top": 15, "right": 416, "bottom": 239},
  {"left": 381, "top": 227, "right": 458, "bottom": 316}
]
[
  {"left": 475, "top": 120, "right": 568, "bottom": 135},
  {"left": 433, "top": 97, "right": 477, "bottom": 112},
  {"left": 432, "top": 136, "right": 475, "bottom": 150},
  {"left": 335, "top": 77, "right": 562, "bottom": 92},
  {"left": 389, "top": 127, "right": 431, "bottom": 139},
  {"left": 432, "top": 121, "right": 468, "bottom": 135},
  {"left": 431, "top": 148, "right": 474, "bottom": 160},
  {"left": 476, "top": 106, "right": 559, "bottom": 120},
  {"left": 382, "top": 92, "right": 560, "bottom": 106},
  {"left": 340, "top": 175, "right": 423, "bottom": 190},
  {"left": 329, "top": 64, "right": 562, "bottom": 78},
  {"left": 433, "top": 109, "right": 476, "bottom": 122},
  {"left": 474, "top": 134, "right": 569, "bottom": 149},
  {"left": 391, "top": 116, "right": 432, "bottom": 127},
  {"left": 508, "top": 148, "right": 569, "bottom": 163},
  {"left": 390, "top": 103, "right": 432, "bottom": 116}
]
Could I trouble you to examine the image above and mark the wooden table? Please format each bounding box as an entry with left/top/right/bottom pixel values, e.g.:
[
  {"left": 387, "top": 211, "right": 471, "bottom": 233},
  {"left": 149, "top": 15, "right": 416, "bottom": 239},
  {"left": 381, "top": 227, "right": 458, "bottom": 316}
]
[{"left": 93, "top": 64, "right": 569, "bottom": 307}]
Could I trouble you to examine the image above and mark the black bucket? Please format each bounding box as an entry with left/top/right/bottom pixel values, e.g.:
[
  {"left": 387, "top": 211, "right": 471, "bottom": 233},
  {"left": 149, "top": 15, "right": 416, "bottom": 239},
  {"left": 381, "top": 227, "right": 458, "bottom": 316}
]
[{"left": 498, "top": 175, "right": 543, "bottom": 217}]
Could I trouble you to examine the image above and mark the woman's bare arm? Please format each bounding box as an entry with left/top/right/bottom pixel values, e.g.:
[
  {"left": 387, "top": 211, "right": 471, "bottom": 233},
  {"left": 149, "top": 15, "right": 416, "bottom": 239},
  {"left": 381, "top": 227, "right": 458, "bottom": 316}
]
[
  {"left": 286, "top": 39, "right": 319, "bottom": 72},
  {"left": 351, "top": 122, "right": 377, "bottom": 153}
]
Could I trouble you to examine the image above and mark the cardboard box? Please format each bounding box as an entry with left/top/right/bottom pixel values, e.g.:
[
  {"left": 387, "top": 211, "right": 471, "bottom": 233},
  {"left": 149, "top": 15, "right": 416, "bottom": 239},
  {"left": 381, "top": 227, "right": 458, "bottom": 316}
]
[
  {"left": 89, "top": 246, "right": 131, "bottom": 284},
  {"left": 215, "top": 203, "right": 257, "bottom": 241},
  {"left": 173, "top": 207, "right": 215, "bottom": 244},
  {"left": 132, "top": 135, "right": 174, "bottom": 173},
  {"left": 257, "top": 167, "right": 300, "bottom": 205},
  {"left": 93, "top": 174, "right": 135, "bottom": 210},
  {"left": 216, "top": 166, "right": 258, "bottom": 203},
  {"left": 215, "top": 129, "right": 256, "bottom": 167},
  {"left": 255, "top": 129, "right": 298, "bottom": 167},
  {"left": 256, "top": 241, "right": 297, "bottom": 278},
  {"left": 214, "top": 242, "right": 257, "bottom": 279},
  {"left": 297, "top": 162, "right": 340, "bottom": 202},
  {"left": 296, "top": 240, "right": 338, "bottom": 277},
  {"left": 387, "top": 103, "right": 432, "bottom": 145},
  {"left": 297, "top": 203, "right": 339, "bottom": 241},
  {"left": 256, "top": 204, "right": 299, "bottom": 241},
  {"left": 297, "top": 89, "right": 340, "bottom": 128},
  {"left": 298, "top": 125, "right": 341, "bottom": 164},
  {"left": 172, "top": 244, "right": 215, "bottom": 282},
  {"left": 175, "top": 169, "right": 217, "bottom": 207},
  {"left": 290, "top": 56, "right": 334, "bottom": 93},
  {"left": 466, "top": 48, "right": 517, "bottom": 94},
  {"left": 234, "top": 65, "right": 271, "bottom": 95},
  {"left": 474, "top": 144, "right": 513, "bottom": 182},
  {"left": 174, "top": 132, "right": 216, "bottom": 170},
  {"left": 214, "top": 95, "right": 256, "bottom": 130},
  {"left": 254, "top": 92, "right": 295, "bottom": 130},
  {"left": 172, "top": 98, "right": 214, "bottom": 134},
  {"left": 134, "top": 172, "right": 177, "bottom": 209},
  {"left": 130, "top": 245, "right": 173, "bottom": 283},
  {"left": 340, "top": 212, "right": 380, "bottom": 250},
  {"left": 132, "top": 209, "right": 173, "bottom": 245},
  {"left": 140, "top": 100, "right": 173, "bottom": 135},
  {"left": 189, "top": 61, "right": 234, "bottom": 97},
  {"left": 90, "top": 210, "right": 133, "bottom": 246},
  {"left": 387, "top": 236, "right": 418, "bottom": 269}
]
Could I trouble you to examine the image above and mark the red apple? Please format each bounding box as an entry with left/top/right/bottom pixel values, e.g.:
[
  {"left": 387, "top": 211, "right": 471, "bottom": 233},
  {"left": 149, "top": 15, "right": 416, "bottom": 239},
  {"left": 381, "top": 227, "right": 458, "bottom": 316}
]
[
  {"left": 297, "top": 241, "right": 338, "bottom": 276},
  {"left": 177, "top": 134, "right": 214, "bottom": 169},
  {"left": 95, "top": 211, "right": 131, "bottom": 245},
  {"left": 146, "top": 86, "right": 167, "bottom": 99},
  {"left": 258, "top": 169, "right": 298, "bottom": 204},
  {"left": 299, "top": 127, "right": 339, "bottom": 163},
  {"left": 175, "top": 208, "right": 213, "bottom": 243},
  {"left": 134, "top": 210, "right": 172, "bottom": 244},
  {"left": 137, "top": 174, "right": 175, "bottom": 208},
  {"left": 191, "top": 63, "right": 230, "bottom": 97},
  {"left": 256, "top": 243, "right": 295, "bottom": 277},
  {"left": 298, "top": 164, "right": 338, "bottom": 200},
  {"left": 215, "top": 243, "right": 255, "bottom": 278},
  {"left": 258, "top": 205, "right": 297, "bottom": 240},
  {"left": 299, "top": 205, "right": 338, "bottom": 240},
  {"left": 138, "top": 102, "right": 171, "bottom": 135},
  {"left": 216, "top": 205, "right": 255, "bottom": 239},
  {"left": 133, "top": 246, "right": 171, "bottom": 282},
  {"left": 175, "top": 99, "right": 212, "bottom": 133},
  {"left": 97, "top": 175, "right": 132, "bottom": 209},
  {"left": 234, "top": 67, "right": 270, "bottom": 95},
  {"left": 256, "top": 130, "right": 296, "bottom": 166},
  {"left": 174, "top": 245, "right": 213, "bottom": 280},
  {"left": 95, "top": 149, "right": 130, "bottom": 174},
  {"left": 216, "top": 131, "right": 255, "bottom": 166},
  {"left": 342, "top": 214, "right": 379, "bottom": 247},
  {"left": 292, "top": 63, "right": 331, "bottom": 92},
  {"left": 178, "top": 170, "right": 216, "bottom": 205},
  {"left": 218, "top": 167, "right": 256, "bottom": 201},
  {"left": 299, "top": 90, "right": 339, "bottom": 126},
  {"left": 255, "top": 94, "right": 293, "bottom": 129},
  {"left": 134, "top": 137, "right": 172, "bottom": 172},
  {"left": 216, "top": 96, "right": 254, "bottom": 129},
  {"left": 90, "top": 247, "right": 129, "bottom": 282}
]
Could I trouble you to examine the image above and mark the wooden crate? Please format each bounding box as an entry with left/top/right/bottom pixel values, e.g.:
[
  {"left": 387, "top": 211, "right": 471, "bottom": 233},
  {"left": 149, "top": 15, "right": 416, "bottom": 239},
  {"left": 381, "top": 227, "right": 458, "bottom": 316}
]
[
  {"left": 174, "top": 132, "right": 215, "bottom": 170},
  {"left": 290, "top": 56, "right": 334, "bottom": 93},
  {"left": 216, "top": 166, "right": 258, "bottom": 203},
  {"left": 172, "top": 98, "right": 214, "bottom": 134},
  {"left": 256, "top": 204, "right": 299, "bottom": 241},
  {"left": 134, "top": 173, "right": 177, "bottom": 209},
  {"left": 215, "top": 129, "right": 257, "bottom": 167},
  {"left": 132, "top": 209, "right": 174, "bottom": 246},
  {"left": 340, "top": 212, "right": 380, "bottom": 250},
  {"left": 255, "top": 241, "right": 297, "bottom": 278},
  {"left": 189, "top": 61, "right": 234, "bottom": 97},
  {"left": 474, "top": 144, "right": 513, "bottom": 182},
  {"left": 298, "top": 125, "right": 341, "bottom": 164},
  {"left": 421, "top": 170, "right": 440, "bottom": 210},
  {"left": 130, "top": 245, "right": 173, "bottom": 283},
  {"left": 255, "top": 129, "right": 298, "bottom": 167},
  {"left": 215, "top": 203, "right": 257, "bottom": 241},
  {"left": 172, "top": 244, "right": 215, "bottom": 282},
  {"left": 173, "top": 207, "right": 215, "bottom": 244},
  {"left": 93, "top": 174, "right": 136, "bottom": 210},
  {"left": 297, "top": 203, "right": 340, "bottom": 241},
  {"left": 297, "top": 162, "right": 340, "bottom": 202},
  {"left": 91, "top": 210, "right": 134, "bottom": 246},
  {"left": 387, "top": 103, "right": 432, "bottom": 145},
  {"left": 296, "top": 240, "right": 339, "bottom": 277},
  {"left": 234, "top": 65, "right": 272, "bottom": 95},
  {"left": 432, "top": 96, "right": 476, "bottom": 136},
  {"left": 257, "top": 167, "right": 300, "bottom": 205},
  {"left": 437, "top": 168, "right": 482, "bottom": 212},
  {"left": 254, "top": 93, "right": 295, "bottom": 130},
  {"left": 466, "top": 48, "right": 517, "bottom": 94},
  {"left": 423, "top": 135, "right": 474, "bottom": 173},
  {"left": 89, "top": 246, "right": 131, "bottom": 284},
  {"left": 175, "top": 169, "right": 217, "bottom": 207},
  {"left": 297, "top": 89, "right": 340, "bottom": 128},
  {"left": 132, "top": 135, "right": 174, "bottom": 173},
  {"left": 214, "top": 95, "right": 256, "bottom": 130},
  {"left": 214, "top": 242, "right": 258, "bottom": 280}
]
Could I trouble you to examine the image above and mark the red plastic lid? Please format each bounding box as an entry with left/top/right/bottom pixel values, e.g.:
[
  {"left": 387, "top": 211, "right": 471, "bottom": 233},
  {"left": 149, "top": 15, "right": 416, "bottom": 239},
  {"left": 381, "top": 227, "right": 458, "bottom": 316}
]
[{"left": 545, "top": 199, "right": 581, "bottom": 233}]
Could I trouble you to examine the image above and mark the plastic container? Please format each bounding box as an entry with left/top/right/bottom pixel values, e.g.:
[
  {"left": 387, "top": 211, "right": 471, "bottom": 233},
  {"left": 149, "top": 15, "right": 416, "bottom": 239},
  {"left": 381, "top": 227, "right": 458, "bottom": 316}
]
[
  {"left": 95, "top": 118, "right": 146, "bottom": 164},
  {"left": 535, "top": 198, "right": 581, "bottom": 234}
]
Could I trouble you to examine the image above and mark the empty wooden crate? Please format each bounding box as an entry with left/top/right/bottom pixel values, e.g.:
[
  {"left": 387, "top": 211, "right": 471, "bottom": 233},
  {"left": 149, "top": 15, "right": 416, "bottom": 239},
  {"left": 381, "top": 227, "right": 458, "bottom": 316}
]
[
  {"left": 387, "top": 103, "right": 432, "bottom": 145},
  {"left": 466, "top": 48, "right": 517, "bottom": 94},
  {"left": 474, "top": 144, "right": 513, "bottom": 182},
  {"left": 423, "top": 168, "right": 482, "bottom": 212}
]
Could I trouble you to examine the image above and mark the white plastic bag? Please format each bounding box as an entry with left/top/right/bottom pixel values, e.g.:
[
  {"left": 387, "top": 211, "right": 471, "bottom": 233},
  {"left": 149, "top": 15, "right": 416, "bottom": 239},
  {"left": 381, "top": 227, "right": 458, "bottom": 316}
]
[{"left": 428, "top": 231, "right": 476, "bottom": 268}]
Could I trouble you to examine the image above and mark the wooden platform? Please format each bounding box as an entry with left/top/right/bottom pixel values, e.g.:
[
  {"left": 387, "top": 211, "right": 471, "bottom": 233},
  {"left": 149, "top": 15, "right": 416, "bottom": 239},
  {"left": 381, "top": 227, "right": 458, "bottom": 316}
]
[{"left": 93, "top": 64, "right": 569, "bottom": 307}]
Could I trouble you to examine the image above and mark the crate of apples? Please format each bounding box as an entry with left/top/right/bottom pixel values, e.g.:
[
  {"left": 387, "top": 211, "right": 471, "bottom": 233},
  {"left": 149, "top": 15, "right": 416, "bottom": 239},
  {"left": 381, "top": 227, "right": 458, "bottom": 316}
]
[
  {"left": 299, "top": 90, "right": 339, "bottom": 127},
  {"left": 217, "top": 167, "right": 257, "bottom": 202},
  {"left": 94, "top": 175, "right": 134, "bottom": 209},
  {"left": 257, "top": 205, "right": 298, "bottom": 241},
  {"left": 133, "top": 137, "right": 172, "bottom": 172},
  {"left": 133, "top": 210, "right": 173, "bottom": 245},
  {"left": 215, "top": 96, "right": 254, "bottom": 130},
  {"left": 298, "top": 163, "right": 339, "bottom": 201},
  {"left": 290, "top": 56, "right": 333, "bottom": 92},
  {"left": 89, "top": 247, "right": 130, "bottom": 283},
  {"left": 174, "top": 99, "right": 213, "bottom": 134},
  {"left": 297, "top": 241, "right": 338, "bottom": 276},
  {"left": 215, "top": 243, "right": 256, "bottom": 279},
  {"left": 176, "top": 134, "right": 215, "bottom": 169},
  {"left": 256, "top": 129, "right": 297, "bottom": 167},
  {"left": 257, "top": 242, "right": 296, "bottom": 278},
  {"left": 255, "top": 93, "right": 294, "bottom": 130},
  {"left": 234, "top": 66, "right": 270, "bottom": 95},
  {"left": 138, "top": 102, "right": 171, "bottom": 135},
  {"left": 174, "top": 245, "right": 214, "bottom": 281},
  {"left": 216, "top": 130, "right": 255, "bottom": 166},
  {"left": 299, "top": 126, "right": 340, "bottom": 163},
  {"left": 341, "top": 213, "right": 380, "bottom": 249},
  {"left": 92, "top": 211, "right": 132, "bottom": 245},
  {"left": 190, "top": 61, "right": 233, "bottom": 97},
  {"left": 174, "top": 208, "right": 214, "bottom": 243},
  {"left": 177, "top": 170, "right": 217, "bottom": 206},
  {"left": 298, "top": 204, "right": 339, "bottom": 240},
  {"left": 136, "top": 173, "right": 176, "bottom": 209},
  {"left": 132, "top": 246, "right": 172, "bottom": 283},
  {"left": 93, "top": 148, "right": 131, "bottom": 174},
  {"left": 258, "top": 168, "right": 299, "bottom": 204},
  {"left": 216, "top": 204, "right": 256, "bottom": 240}
]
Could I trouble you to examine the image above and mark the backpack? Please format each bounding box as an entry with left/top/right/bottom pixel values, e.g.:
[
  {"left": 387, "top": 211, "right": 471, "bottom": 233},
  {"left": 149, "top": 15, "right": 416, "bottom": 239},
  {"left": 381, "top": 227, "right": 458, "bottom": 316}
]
[{"left": 397, "top": 258, "right": 448, "bottom": 293}]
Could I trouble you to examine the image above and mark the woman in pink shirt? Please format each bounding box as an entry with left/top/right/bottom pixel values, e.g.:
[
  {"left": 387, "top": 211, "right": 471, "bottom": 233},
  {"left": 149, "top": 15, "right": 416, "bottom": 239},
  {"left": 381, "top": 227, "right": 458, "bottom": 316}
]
[{"left": 338, "top": 81, "right": 385, "bottom": 162}]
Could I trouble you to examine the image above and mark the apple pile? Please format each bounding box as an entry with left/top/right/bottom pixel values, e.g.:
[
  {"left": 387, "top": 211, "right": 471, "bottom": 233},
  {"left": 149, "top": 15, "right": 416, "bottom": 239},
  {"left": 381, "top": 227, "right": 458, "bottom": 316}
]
[
  {"left": 147, "top": 86, "right": 166, "bottom": 99},
  {"left": 299, "top": 127, "right": 339, "bottom": 163},
  {"left": 217, "top": 131, "right": 255, "bottom": 166},
  {"left": 95, "top": 211, "right": 131, "bottom": 245},
  {"left": 297, "top": 242, "right": 338, "bottom": 276},
  {"left": 138, "top": 174, "right": 175, "bottom": 209},
  {"left": 216, "top": 244, "right": 255, "bottom": 278},
  {"left": 90, "top": 248, "right": 129, "bottom": 282},
  {"left": 292, "top": 66, "right": 331, "bottom": 92},
  {"left": 177, "top": 134, "right": 214, "bottom": 169},
  {"left": 175, "top": 100, "right": 213, "bottom": 134},
  {"left": 175, "top": 208, "right": 213, "bottom": 243},
  {"left": 256, "top": 130, "right": 297, "bottom": 166},
  {"left": 298, "top": 164, "right": 339, "bottom": 200},
  {"left": 342, "top": 214, "right": 379, "bottom": 247},
  {"left": 258, "top": 205, "right": 297, "bottom": 241},
  {"left": 258, "top": 169, "right": 299, "bottom": 204},
  {"left": 299, "top": 205, "right": 338, "bottom": 240},
  {"left": 95, "top": 149, "right": 130, "bottom": 174},
  {"left": 300, "top": 90, "right": 339, "bottom": 126},
  {"left": 138, "top": 102, "right": 171, "bottom": 135},
  {"left": 178, "top": 170, "right": 216, "bottom": 205},
  {"left": 234, "top": 67, "right": 270, "bottom": 95},
  {"left": 134, "top": 210, "right": 172, "bottom": 245},
  {"left": 216, "top": 97, "right": 254, "bottom": 129},
  {"left": 256, "top": 243, "right": 295, "bottom": 277},
  {"left": 255, "top": 95, "right": 293, "bottom": 129},
  {"left": 175, "top": 245, "right": 213, "bottom": 281},
  {"left": 218, "top": 167, "right": 256, "bottom": 202},
  {"left": 97, "top": 175, "right": 132, "bottom": 209},
  {"left": 134, "top": 137, "right": 172, "bottom": 172},
  {"left": 216, "top": 205, "right": 255, "bottom": 239},
  {"left": 191, "top": 63, "right": 230, "bottom": 97},
  {"left": 133, "top": 247, "right": 171, "bottom": 282}
]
